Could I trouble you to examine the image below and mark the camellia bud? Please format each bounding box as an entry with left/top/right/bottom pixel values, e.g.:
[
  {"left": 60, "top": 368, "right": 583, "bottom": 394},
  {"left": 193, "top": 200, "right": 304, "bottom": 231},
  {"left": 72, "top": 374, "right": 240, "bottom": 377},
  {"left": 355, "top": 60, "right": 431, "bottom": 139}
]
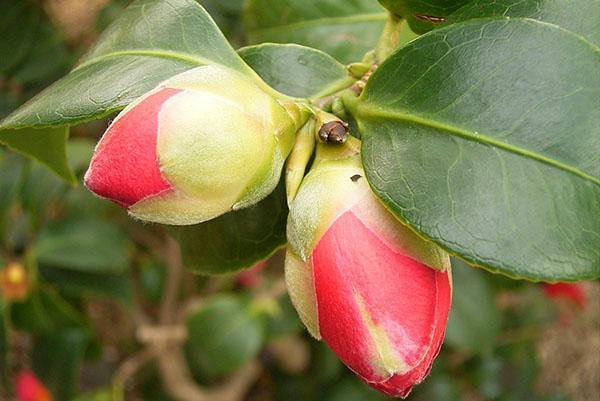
[
  {"left": 285, "top": 138, "right": 452, "bottom": 398},
  {"left": 15, "top": 370, "right": 53, "bottom": 401},
  {"left": 85, "top": 65, "right": 310, "bottom": 225}
]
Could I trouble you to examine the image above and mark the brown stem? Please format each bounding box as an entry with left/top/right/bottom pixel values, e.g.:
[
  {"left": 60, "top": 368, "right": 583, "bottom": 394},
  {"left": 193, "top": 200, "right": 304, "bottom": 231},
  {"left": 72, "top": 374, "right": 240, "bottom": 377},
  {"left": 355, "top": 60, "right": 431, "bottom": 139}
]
[{"left": 149, "top": 235, "right": 261, "bottom": 401}]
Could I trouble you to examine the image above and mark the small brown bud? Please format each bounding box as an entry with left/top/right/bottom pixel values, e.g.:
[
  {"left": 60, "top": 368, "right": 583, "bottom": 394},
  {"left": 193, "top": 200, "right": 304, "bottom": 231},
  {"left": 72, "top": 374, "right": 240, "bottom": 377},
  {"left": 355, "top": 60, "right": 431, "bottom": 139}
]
[{"left": 318, "top": 121, "right": 349, "bottom": 144}]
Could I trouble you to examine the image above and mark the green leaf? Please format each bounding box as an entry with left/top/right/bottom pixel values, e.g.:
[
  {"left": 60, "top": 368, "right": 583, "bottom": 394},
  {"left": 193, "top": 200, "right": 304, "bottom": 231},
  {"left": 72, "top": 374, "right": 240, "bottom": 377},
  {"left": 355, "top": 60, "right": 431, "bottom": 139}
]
[
  {"left": 378, "top": 0, "right": 471, "bottom": 33},
  {"left": 11, "top": 21, "right": 72, "bottom": 87},
  {"left": 0, "top": 302, "right": 7, "bottom": 386},
  {"left": 239, "top": 43, "right": 354, "bottom": 98},
  {"left": 198, "top": 0, "right": 244, "bottom": 40},
  {"left": 74, "top": 389, "right": 113, "bottom": 401},
  {"left": 0, "top": 153, "right": 25, "bottom": 234},
  {"left": 39, "top": 266, "right": 133, "bottom": 304},
  {"left": 445, "top": 258, "right": 500, "bottom": 354},
  {"left": 11, "top": 287, "right": 88, "bottom": 334},
  {"left": 446, "top": 0, "right": 600, "bottom": 45},
  {"left": 0, "top": 126, "right": 75, "bottom": 184},
  {"left": 34, "top": 217, "right": 130, "bottom": 274},
  {"left": 177, "top": 182, "right": 287, "bottom": 275},
  {"left": 0, "top": 0, "right": 252, "bottom": 130},
  {"left": 185, "top": 295, "right": 264, "bottom": 378},
  {"left": 33, "top": 328, "right": 90, "bottom": 401},
  {"left": 244, "top": 0, "right": 387, "bottom": 64},
  {"left": 351, "top": 18, "right": 600, "bottom": 281},
  {"left": 0, "top": 0, "right": 39, "bottom": 72}
]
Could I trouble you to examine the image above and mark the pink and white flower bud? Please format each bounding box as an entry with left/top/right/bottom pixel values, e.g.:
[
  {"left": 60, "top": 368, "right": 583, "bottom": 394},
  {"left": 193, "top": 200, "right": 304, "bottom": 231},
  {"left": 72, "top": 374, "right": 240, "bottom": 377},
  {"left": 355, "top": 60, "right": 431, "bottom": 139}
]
[
  {"left": 285, "top": 141, "right": 452, "bottom": 398},
  {"left": 85, "top": 65, "right": 308, "bottom": 225}
]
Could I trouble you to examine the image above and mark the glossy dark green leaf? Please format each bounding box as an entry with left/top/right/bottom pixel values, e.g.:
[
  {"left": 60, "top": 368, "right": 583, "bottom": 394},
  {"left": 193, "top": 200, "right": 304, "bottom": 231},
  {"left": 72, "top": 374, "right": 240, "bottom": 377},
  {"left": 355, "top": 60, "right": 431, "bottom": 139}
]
[
  {"left": 177, "top": 182, "right": 287, "bottom": 275},
  {"left": 244, "top": 0, "right": 387, "bottom": 63},
  {"left": 34, "top": 217, "right": 130, "bottom": 274},
  {"left": 351, "top": 18, "right": 600, "bottom": 281},
  {"left": 0, "top": 0, "right": 252, "bottom": 130},
  {"left": 446, "top": 0, "right": 600, "bottom": 45},
  {"left": 445, "top": 258, "right": 500, "bottom": 354},
  {"left": 33, "top": 328, "right": 90, "bottom": 401},
  {"left": 0, "top": 0, "right": 39, "bottom": 72},
  {"left": 0, "top": 126, "right": 75, "bottom": 184},
  {"left": 185, "top": 295, "right": 263, "bottom": 378},
  {"left": 239, "top": 43, "right": 353, "bottom": 98},
  {"left": 378, "top": 0, "right": 471, "bottom": 33}
]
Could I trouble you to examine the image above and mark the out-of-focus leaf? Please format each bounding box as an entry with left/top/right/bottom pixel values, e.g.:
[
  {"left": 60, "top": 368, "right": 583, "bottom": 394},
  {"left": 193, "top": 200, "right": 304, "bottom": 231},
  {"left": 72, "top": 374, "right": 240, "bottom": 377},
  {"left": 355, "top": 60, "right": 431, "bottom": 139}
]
[
  {"left": 0, "top": 152, "right": 25, "bottom": 237},
  {"left": 139, "top": 260, "right": 165, "bottom": 303},
  {"left": 178, "top": 182, "right": 287, "bottom": 275},
  {"left": 74, "top": 389, "right": 113, "bottom": 401},
  {"left": 39, "top": 266, "right": 133, "bottom": 304},
  {"left": 0, "top": 0, "right": 39, "bottom": 72},
  {"left": 19, "top": 161, "right": 65, "bottom": 217},
  {"left": 326, "top": 377, "right": 389, "bottom": 401},
  {"left": 410, "top": 365, "right": 459, "bottom": 401},
  {"left": 0, "top": 91, "right": 18, "bottom": 119},
  {"left": 11, "top": 21, "right": 72, "bottom": 87},
  {"left": 245, "top": 0, "right": 387, "bottom": 63},
  {"left": 378, "top": 0, "right": 471, "bottom": 33},
  {"left": 0, "top": 302, "right": 7, "bottom": 386},
  {"left": 446, "top": 0, "right": 600, "bottom": 45},
  {"left": 0, "top": 126, "right": 75, "bottom": 184},
  {"left": 33, "top": 328, "right": 90, "bottom": 401},
  {"left": 0, "top": 0, "right": 255, "bottom": 130},
  {"left": 264, "top": 295, "right": 303, "bottom": 339},
  {"left": 445, "top": 258, "right": 500, "bottom": 354},
  {"left": 66, "top": 137, "right": 96, "bottom": 175},
  {"left": 239, "top": 43, "right": 353, "bottom": 98},
  {"left": 185, "top": 295, "right": 264, "bottom": 378},
  {"left": 199, "top": 0, "right": 244, "bottom": 40},
  {"left": 11, "top": 287, "right": 87, "bottom": 334},
  {"left": 34, "top": 217, "right": 130, "bottom": 274}
]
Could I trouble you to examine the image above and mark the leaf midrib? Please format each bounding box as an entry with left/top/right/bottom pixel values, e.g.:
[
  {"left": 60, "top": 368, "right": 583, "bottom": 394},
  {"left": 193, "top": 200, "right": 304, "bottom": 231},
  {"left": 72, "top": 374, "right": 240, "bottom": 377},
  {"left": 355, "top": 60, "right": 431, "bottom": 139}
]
[
  {"left": 74, "top": 49, "right": 210, "bottom": 71},
  {"left": 356, "top": 106, "right": 600, "bottom": 186},
  {"left": 248, "top": 13, "right": 387, "bottom": 37}
]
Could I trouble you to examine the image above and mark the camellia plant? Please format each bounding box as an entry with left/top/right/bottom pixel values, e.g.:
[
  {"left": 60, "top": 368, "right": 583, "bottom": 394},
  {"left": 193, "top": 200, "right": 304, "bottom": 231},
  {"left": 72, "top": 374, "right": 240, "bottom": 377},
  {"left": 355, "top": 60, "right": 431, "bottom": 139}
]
[{"left": 0, "top": 0, "right": 598, "bottom": 399}]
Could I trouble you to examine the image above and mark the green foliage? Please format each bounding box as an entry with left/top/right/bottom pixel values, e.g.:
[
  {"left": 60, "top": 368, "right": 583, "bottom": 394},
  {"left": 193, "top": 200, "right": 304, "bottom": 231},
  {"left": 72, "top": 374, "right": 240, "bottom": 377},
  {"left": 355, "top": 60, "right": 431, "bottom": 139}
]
[
  {"left": 185, "top": 295, "right": 264, "bottom": 378},
  {"left": 244, "top": 0, "right": 387, "bottom": 63},
  {"left": 33, "top": 328, "right": 90, "bottom": 401},
  {"left": 0, "top": 0, "right": 597, "bottom": 399},
  {"left": 177, "top": 182, "right": 287, "bottom": 274},
  {"left": 0, "top": 0, "right": 251, "bottom": 131},
  {"left": 34, "top": 217, "right": 130, "bottom": 274},
  {"left": 239, "top": 43, "right": 354, "bottom": 99},
  {"left": 352, "top": 17, "right": 600, "bottom": 281},
  {"left": 446, "top": 259, "right": 500, "bottom": 354},
  {"left": 378, "top": 0, "right": 471, "bottom": 33}
]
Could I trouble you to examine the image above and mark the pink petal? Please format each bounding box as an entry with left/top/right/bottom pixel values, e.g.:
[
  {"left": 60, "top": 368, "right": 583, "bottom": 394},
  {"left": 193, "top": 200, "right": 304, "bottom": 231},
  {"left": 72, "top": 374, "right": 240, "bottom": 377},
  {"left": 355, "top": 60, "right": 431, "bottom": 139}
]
[
  {"left": 85, "top": 88, "right": 179, "bottom": 207},
  {"left": 312, "top": 209, "right": 451, "bottom": 395}
]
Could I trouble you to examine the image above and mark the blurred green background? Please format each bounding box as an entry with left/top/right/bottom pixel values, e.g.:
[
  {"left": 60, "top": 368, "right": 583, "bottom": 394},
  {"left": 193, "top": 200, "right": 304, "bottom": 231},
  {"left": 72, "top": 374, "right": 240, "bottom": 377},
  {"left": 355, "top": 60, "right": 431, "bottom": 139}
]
[{"left": 0, "top": 1, "right": 597, "bottom": 401}]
